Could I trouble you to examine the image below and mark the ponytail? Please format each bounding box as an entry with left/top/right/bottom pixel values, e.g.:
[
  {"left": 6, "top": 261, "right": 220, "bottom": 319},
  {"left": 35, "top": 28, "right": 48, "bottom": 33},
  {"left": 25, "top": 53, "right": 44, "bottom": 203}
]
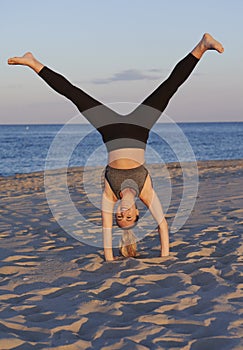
[{"left": 119, "top": 229, "right": 137, "bottom": 258}]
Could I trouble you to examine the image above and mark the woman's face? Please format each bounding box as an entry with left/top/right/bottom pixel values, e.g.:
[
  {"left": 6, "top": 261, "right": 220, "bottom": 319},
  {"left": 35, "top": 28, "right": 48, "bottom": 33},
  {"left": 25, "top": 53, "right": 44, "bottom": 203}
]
[{"left": 115, "top": 203, "right": 139, "bottom": 228}]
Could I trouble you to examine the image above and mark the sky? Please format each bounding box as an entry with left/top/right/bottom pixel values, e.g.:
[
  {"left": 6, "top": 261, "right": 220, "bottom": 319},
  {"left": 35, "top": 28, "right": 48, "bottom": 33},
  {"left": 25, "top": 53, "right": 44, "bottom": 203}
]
[{"left": 1, "top": 0, "right": 243, "bottom": 124}]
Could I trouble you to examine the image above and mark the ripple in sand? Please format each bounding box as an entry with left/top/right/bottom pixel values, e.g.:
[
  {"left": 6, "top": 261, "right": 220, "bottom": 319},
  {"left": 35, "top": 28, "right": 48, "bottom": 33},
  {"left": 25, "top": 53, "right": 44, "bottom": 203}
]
[
  {"left": 0, "top": 266, "right": 27, "bottom": 276},
  {"left": 0, "top": 338, "right": 25, "bottom": 349},
  {"left": 3, "top": 255, "right": 40, "bottom": 262},
  {"left": 188, "top": 336, "right": 241, "bottom": 350}
]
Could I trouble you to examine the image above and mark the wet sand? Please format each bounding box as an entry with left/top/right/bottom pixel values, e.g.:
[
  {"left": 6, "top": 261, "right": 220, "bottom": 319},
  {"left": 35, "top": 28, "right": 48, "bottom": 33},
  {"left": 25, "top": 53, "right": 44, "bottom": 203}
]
[{"left": 0, "top": 160, "right": 242, "bottom": 349}]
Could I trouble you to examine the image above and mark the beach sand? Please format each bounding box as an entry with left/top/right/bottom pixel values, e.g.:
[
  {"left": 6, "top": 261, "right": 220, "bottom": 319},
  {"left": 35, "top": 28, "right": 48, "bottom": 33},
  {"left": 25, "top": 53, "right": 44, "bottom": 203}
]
[{"left": 0, "top": 160, "right": 242, "bottom": 350}]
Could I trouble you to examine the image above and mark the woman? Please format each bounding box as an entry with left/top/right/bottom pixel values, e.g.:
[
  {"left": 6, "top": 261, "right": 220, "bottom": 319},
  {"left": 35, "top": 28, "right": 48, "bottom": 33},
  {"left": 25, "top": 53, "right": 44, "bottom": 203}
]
[{"left": 8, "top": 33, "right": 224, "bottom": 261}]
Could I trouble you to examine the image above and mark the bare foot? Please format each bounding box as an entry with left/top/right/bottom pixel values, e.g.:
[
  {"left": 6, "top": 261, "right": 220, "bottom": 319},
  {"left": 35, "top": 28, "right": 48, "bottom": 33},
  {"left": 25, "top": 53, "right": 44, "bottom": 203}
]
[
  {"left": 192, "top": 33, "right": 224, "bottom": 59},
  {"left": 201, "top": 33, "right": 224, "bottom": 53},
  {"left": 8, "top": 52, "right": 35, "bottom": 66},
  {"left": 8, "top": 52, "right": 44, "bottom": 73}
]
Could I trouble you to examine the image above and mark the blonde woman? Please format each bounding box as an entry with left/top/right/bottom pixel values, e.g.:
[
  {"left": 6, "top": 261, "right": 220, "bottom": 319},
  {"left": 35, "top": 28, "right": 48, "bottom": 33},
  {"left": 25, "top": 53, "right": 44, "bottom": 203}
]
[{"left": 8, "top": 33, "right": 224, "bottom": 261}]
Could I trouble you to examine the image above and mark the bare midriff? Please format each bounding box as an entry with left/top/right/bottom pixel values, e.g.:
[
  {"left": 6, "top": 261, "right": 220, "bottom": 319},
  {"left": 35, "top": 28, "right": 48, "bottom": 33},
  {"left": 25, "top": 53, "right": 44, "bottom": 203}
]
[{"left": 108, "top": 148, "right": 145, "bottom": 169}]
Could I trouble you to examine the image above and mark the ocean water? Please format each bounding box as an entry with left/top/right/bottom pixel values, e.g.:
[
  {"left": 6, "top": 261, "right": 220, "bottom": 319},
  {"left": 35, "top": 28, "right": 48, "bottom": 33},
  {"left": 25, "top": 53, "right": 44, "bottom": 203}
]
[{"left": 0, "top": 122, "right": 242, "bottom": 177}]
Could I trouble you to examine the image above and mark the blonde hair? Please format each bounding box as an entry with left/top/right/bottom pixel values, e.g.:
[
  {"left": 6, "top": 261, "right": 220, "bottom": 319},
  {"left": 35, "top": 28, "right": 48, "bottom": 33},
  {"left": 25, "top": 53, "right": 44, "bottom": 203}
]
[{"left": 119, "top": 229, "right": 137, "bottom": 258}]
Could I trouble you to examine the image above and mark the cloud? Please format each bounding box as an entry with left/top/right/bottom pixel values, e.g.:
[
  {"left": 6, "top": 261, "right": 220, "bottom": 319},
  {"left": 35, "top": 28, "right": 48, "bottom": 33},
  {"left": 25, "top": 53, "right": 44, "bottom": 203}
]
[
  {"left": 76, "top": 68, "right": 202, "bottom": 86},
  {"left": 91, "top": 68, "right": 163, "bottom": 84}
]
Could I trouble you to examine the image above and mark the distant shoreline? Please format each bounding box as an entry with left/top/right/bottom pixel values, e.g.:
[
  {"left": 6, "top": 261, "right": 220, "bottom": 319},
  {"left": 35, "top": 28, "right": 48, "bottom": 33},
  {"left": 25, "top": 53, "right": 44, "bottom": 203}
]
[
  {"left": 1, "top": 121, "right": 243, "bottom": 126},
  {"left": 1, "top": 158, "right": 242, "bottom": 180}
]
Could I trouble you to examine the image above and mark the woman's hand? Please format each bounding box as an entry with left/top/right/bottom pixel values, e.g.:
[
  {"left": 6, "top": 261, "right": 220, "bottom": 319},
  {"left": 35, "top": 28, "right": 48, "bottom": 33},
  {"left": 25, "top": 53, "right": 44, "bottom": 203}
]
[{"left": 105, "top": 255, "right": 125, "bottom": 262}]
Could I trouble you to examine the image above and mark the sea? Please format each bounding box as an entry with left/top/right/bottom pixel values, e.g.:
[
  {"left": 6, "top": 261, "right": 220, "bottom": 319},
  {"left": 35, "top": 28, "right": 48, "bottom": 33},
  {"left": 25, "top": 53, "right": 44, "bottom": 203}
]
[{"left": 0, "top": 122, "right": 242, "bottom": 177}]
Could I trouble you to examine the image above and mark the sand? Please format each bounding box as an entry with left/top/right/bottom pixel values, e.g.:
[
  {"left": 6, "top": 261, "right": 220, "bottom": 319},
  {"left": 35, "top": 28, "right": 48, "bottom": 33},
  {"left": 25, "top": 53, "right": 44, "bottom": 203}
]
[{"left": 0, "top": 159, "right": 242, "bottom": 350}]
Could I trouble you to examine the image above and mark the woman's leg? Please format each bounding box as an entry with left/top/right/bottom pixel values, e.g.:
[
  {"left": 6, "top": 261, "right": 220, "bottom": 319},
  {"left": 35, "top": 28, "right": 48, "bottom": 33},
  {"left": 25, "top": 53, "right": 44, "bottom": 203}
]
[
  {"left": 8, "top": 52, "right": 108, "bottom": 121},
  {"left": 140, "top": 33, "right": 224, "bottom": 116},
  {"left": 38, "top": 66, "right": 102, "bottom": 113}
]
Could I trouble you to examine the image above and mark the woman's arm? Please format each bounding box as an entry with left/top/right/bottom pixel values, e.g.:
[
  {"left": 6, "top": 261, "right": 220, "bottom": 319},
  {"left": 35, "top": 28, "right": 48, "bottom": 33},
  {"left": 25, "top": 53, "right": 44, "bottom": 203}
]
[
  {"left": 140, "top": 176, "right": 169, "bottom": 256},
  {"left": 102, "top": 181, "right": 117, "bottom": 261}
]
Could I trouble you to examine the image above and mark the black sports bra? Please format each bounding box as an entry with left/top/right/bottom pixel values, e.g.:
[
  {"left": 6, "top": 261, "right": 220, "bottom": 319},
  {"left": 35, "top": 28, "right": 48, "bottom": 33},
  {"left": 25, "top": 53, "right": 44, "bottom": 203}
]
[{"left": 105, "top": 164, "right": 149, "bottom": 199}]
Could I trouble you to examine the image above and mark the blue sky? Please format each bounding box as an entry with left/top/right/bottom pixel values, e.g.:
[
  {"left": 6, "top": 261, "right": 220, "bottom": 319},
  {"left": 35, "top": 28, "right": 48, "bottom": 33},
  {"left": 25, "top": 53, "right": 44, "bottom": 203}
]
[{"left": 1, "top": 0, "right": 243, "bottom": 123}]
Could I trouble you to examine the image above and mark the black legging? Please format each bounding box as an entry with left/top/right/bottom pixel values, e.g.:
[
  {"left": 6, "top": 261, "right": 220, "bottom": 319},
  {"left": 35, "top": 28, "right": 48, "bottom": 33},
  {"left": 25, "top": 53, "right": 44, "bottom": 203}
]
[{"left": 38, "top": 53, "right": 199, "bottom": 151}]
